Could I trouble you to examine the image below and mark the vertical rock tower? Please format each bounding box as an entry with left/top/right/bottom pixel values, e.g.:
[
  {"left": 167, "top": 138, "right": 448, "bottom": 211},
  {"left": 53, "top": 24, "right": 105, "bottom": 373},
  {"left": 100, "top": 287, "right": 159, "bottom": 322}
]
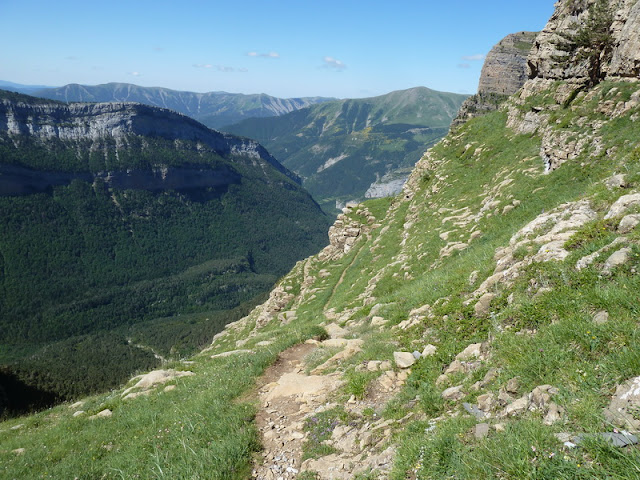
[{"left": 451, "top": 31, "right": 538, "bottom": 129}]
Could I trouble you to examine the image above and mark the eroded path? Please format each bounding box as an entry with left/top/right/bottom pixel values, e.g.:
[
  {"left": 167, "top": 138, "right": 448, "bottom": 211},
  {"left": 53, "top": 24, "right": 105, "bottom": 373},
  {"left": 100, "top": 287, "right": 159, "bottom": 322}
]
[
  {"left": 251, "top": 327, "right": 405, "bottom": 480},
  {"left": 252, "top": 343, "right": 344, "bottom": 479}
]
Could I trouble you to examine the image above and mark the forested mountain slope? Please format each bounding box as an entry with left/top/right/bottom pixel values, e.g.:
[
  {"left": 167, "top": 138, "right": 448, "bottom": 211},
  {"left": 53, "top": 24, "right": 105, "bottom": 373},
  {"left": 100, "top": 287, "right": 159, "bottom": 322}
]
[
  {"left": 224, "top": 87, "right": 467, "bottom": 212},
  {"left": 0, "top": 90, "right": 330, "bottom": 412}
]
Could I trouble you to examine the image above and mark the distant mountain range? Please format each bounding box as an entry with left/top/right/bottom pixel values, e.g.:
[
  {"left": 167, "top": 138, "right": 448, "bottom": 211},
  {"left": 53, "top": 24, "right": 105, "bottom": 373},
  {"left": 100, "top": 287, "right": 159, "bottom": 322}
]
[
  {"left": 223, "top": 87, "right": 468, "bottom": 212},
  {"left": 0, "top": 80, "right": 57, "bottom": 95},
  {"left": 2, "top": 81, "right": 333, "bottom": 129},
  {"left": 5, "top": 81, "right": 468, "bottom": 211}
]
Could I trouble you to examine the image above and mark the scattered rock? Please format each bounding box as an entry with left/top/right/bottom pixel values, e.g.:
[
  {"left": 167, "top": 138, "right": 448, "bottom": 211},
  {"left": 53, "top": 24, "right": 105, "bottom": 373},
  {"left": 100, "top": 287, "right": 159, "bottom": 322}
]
[
  {"left": 474, "top": 423, "right": 490, "bottom": 439},
  {"left": 69, "top": 401, "right": 84, "bottom": 409},
  {"left": 394, "top": 351, "right": 416, "bottom": 369},
  {"left": 602, "top": 247, "right": 632, "bottom": 274},
  {"left": 456, "top": 343, "right": 484, "bottom": 361},
  {"left": 576, "top": 237, "right": 629, "bottom": 270},
  {"left": 477, "top": 393, "right": 496, "bottom": 413},
  {"left": 89, "top": 409, "right": 112, "bottom": 420},
  {"left": 442, "top": 385, "right": 465, "bottom": 401},
  {"left": 311, "top": 339, "right": 363, "bottom": 373},
  {"left": 278, "top": 310, "right": 297, "bottom": 324},
  {"left": 370, "top": 316, "right": 386, "bottom": 326},
  {"left": 497, "top": 389, "right": 514, "bottom": 406},
  {"left": 593, "top": 310, "right": 609, "bottom": 325},
  {"left": 505, "top": 377, "right": 520, "bottom": 394},
  {"left": 604, "top": 193, "right": 640, "bottom": 219},
  {"left": 325, "top": 323, "right": 349, "bottom": 339},
  {"left": 422, "top": 344, "right": 437, "bottom": 357},
  {"left": 555, "top": 432, "right": 572, "bottom": 443},
  {"left": 604, "top": 376, "right": 640, "bottom": 430},
  {"left": 480, "top": 368, "right": 499, "bottom": 387},
  {"left": 12, "top": 448, "right": 25, "bottom": 455},
  {"left": 367, "top": 360, "right": 382, "bottom": 372},
  {"left": 543, "top": 403, "right": 564, "bottom": 425},
  {"left": 444, "top": 360, "right": 466, "bottom": 375},
  {"left": 73, "top": 411, "right": 85, "bottom": 417},
  {"left": 605, "top": 174, "right": 628, "bottom": 190},
  {"left": 575, "top": 432, "right": 639, "bottom": 448},
  {"left": 618, "top": 214, "right": 640, "bottom": 233},
  {"left": 501, "top": 395, "right": 530, "bottom": 417},
  {"left": 530, "top": 385, "right": 558, "bottom": 410},
  {"left": 122, "top": 369, "right": 194, "bottom": 398},
  {"left": 10, "top": 424, "right": 24, "bottom": 430},
  {"left": 379, "top": 360, "right": 392, "bottom": 371},
  {"left": 463, "top": 402, "right": 487, "bottom": 420}
]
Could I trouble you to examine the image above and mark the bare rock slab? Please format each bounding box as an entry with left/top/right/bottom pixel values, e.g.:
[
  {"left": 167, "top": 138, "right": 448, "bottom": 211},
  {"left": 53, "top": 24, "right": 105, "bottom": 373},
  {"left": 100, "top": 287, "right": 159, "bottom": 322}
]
[
  {"left": 394, "top": 351, "right": 416, "bottom": 369},
  {"left": 604, "top": 376, "right": 640, "bottom": 430}
]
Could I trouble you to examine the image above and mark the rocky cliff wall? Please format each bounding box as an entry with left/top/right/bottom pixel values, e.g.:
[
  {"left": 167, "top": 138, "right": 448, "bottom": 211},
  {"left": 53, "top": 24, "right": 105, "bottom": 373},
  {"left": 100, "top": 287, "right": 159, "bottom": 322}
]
[
  {"left": 479, "top": 31, "right": 539, "bottom": 95},
  {"left": 0, "top": 95, "right": 300, "bottom": 183},
  {"left": 527, "top": 0, "right": 640, "bottom": 83},
  {"left": 451, "top": 32, "right": 537, "bottom": 129}
]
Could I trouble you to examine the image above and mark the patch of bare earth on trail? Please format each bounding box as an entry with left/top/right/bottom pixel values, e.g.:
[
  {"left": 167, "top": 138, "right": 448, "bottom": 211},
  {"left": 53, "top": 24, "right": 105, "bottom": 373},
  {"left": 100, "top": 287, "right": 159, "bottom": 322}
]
[
  {"left": 252, "top": 339, "right": 408, "bottom": 479},
  {"left": 252, "top": 343, "right": 343, "bottom": 479}
]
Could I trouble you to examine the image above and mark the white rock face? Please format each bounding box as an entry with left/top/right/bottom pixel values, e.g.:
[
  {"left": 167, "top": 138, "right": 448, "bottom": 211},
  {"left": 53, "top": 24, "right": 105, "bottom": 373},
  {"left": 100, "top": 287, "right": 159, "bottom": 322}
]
[
  {"left": 365, "top": 177, "right": 408, "bottom": 199},
  {"left": 0, "top": 96, "right": 302, "bottom": 194}
]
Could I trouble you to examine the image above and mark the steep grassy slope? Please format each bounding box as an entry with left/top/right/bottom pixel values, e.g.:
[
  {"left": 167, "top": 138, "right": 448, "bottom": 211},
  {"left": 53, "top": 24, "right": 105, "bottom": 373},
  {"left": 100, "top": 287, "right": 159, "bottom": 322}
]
[
  {"left": 30, "top": 82, "right": 333, "bottom": 129},
  {"left": 0, "top": 91, "right": 330, "bottom": 413},
  {"left": 223, "top": 87, "right": 467, "bottom": 212},
  {"left": 2, "top": 75, "right": 639, "bottom": 478}
]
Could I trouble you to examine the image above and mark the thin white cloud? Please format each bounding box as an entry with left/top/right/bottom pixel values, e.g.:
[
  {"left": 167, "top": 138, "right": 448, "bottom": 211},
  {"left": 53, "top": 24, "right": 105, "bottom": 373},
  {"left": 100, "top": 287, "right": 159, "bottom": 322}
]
[
  {"left": 457, "top": 63, "right": 471, "bottom": 69},
  {"left": 193, "top": 64, "right": 248, "bottom": 73},
  {"left": 247, "top": 51, "right": 280, "bottom": 58},
  {"left": 128, "top": 71, "right": 142, "bottom": 77},
  {"left": 461, "top": 54, "right": 486, "bottom": 61},
  {"left": 323, "top": 56, "right": 347, "bottom": 71}
]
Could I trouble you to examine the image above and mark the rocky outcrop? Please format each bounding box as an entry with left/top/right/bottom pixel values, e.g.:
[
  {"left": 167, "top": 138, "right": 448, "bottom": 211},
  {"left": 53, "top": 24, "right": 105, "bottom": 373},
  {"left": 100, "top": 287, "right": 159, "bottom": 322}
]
[
  {"left": 319, "top": 204, "right": 378, "bottom": 260},
  {"left": 452, "top": 32, "right": 537, "bottom": 129},
  {"left": 527, "top": 0, "right": 640, "bottom": 83},
  {"left": 479, "top": 31, "right": 539, "bottom": 95}
]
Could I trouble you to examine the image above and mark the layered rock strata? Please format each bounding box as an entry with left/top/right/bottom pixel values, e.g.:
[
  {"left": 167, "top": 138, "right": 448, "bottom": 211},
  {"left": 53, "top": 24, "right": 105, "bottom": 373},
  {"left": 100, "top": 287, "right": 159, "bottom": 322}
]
[{"left": 452, "top": 31, "right": 537, "bottom": 129}]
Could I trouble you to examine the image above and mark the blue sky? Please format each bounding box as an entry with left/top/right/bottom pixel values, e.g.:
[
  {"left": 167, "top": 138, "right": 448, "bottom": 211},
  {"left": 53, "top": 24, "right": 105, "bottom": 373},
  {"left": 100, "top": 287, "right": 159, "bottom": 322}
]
[{"left": 0, "top": 1, "right": 555, "bottom": 99}]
